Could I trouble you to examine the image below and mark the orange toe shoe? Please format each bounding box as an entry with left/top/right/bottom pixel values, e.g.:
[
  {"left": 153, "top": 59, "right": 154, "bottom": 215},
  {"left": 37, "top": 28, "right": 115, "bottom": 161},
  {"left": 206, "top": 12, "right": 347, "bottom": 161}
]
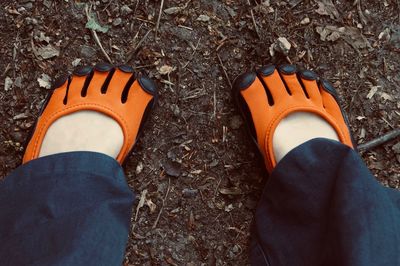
[
  {"left": 23, "top": 63, "right": 157, "bottom": 164},
  {"left": 232, "top": 64, "right": 354, "bottom": 174}
]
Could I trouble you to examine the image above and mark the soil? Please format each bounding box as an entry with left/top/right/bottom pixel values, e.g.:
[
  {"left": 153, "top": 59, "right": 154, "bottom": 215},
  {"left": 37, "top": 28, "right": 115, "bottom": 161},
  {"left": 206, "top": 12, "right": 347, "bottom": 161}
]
[{"left": 0, "top": 0, "right": 399, "bottom": 265}]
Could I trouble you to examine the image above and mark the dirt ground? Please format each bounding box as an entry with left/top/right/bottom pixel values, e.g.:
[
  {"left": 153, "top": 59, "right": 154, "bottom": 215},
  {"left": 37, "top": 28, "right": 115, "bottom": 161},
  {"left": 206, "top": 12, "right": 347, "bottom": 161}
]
[{"left": 1, "top": 0, "right": 399, "bottom": 265}]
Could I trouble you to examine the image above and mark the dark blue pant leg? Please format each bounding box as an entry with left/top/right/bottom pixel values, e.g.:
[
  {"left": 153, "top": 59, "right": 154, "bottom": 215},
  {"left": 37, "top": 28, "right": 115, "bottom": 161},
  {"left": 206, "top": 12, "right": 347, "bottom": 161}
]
[
  {"left": 0, "top": 152, "right": 134, "bottom": 266},
  {"left": 251, "top": 138, "right": 400, "bottom": 266}
]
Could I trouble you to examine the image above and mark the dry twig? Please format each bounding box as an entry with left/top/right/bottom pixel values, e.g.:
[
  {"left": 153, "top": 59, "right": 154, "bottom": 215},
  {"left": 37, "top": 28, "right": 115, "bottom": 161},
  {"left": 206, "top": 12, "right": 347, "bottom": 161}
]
[
  {"left": 216, "top": 53, "right": 232, "bottom": 88},
  {"left": 358, "top": 128, "right": 400, "bottom": 151},
  {"left": 182, "top": 38, "right": 201, "bottom": 69},
  {"left": 85, "top": 5, "right": 112, "bottom": 63},
  {"left": 152, "top": 178, "right": 171, "bottom": 229},
  {"left": 247, "top": 0, "right": 261, "bottom": 39},
  {"left": 155, "top": 0, "right": 165, "bottom": 38},
  {"left": 126, "top": 28, "right": 153, "bottom": 63}
]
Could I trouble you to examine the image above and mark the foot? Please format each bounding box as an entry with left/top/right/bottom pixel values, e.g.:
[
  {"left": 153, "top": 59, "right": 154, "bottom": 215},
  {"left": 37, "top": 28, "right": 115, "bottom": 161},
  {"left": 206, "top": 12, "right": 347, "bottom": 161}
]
[
  {"left": 232, "top": 64, "right": 353, "bottom": 173},
  {"left": 23, "top": 63, "right": 157, "bottom": 164}
]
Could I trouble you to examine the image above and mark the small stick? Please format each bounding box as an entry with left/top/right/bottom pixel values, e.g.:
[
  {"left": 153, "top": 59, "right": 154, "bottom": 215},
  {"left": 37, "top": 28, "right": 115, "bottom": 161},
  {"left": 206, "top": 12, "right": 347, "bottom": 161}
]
[
  {"left": 125, "top": 28, "right": 153, "bottom": 63},
  {"left": 85, "top": 5, "right": 112, "bottom": 63},
  {"left": 155, "top": 0, "right": 165, "bottom": 38},
  {"left": 182, "top": 37, "right": 201, "bottom": 69},
  {"left": 216, "top": 53, "right": 232, "bottom": 88},
  {"left": 152, "top": 178, "right": 171, "bottom": 229},
  {"left": 247, "top": 0, "right": 261, "bottom": 39},
  {"left": 358, "top": 128, "right": 400, "bottom": 151}
]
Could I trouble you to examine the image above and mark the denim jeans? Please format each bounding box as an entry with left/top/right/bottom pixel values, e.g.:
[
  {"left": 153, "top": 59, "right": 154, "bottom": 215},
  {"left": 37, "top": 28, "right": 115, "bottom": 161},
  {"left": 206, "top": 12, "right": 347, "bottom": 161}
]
[{"left": 1, "top": 139, "right": 399, "bottom": 266}]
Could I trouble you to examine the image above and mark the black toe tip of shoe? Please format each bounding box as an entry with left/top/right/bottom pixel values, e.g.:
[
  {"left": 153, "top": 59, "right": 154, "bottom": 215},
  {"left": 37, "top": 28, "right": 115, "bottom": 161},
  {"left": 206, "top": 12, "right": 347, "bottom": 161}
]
[
  {"left": 118, "top": 64, "right": 134, "bottom": 73},
  {"left": 139, "top": 75, "right": 158, "bottom": 96},
  {"left": 320, "top": 79, "right": 338, "bottom": 97},
  {"left": 94, "top": 62, "right": 114, "bottom": 72},
  {"left": 73, "top": 65, "right": 93, "bottom": 76},
  {"left": 258, "top": 64, "right": 276, "bottom": 77},
  {"left": 279, "top": 64, "right": 297, "bottom": 75},
  {"left": 52, "top": 74, "right": 69, "bottom": 89},
  {"left": 232, "top": 72, "right": 257, "bottom": 92},
  {"left": 300, "top": 70, "right": 318, "bottom": 81}
]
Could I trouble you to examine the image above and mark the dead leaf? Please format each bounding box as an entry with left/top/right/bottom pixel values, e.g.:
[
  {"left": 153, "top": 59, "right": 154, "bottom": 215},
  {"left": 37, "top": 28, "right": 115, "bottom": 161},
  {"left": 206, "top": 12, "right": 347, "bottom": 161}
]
[
  {"left": 158, "top": 65, "right": 175, "bottom": 75},
  {"left": 316, "top": 26, "right": 372, "bottom": 51},
  {"left": 135, "top": 189, "right": 147, "bottom": 221},
  {"left": 37, "top": 45, "right": 60, "bottom": 59},
  {"left": 85, "top": 13, "right": 110, "bottom": 33},
  {"left": 219, "top": 187, "right": 243, "bottom": 195},
  {"left": 315, "top": 0, "right": 340, "bottom": 19},
  {"left": 316, "top": 26, "right": 341, "bottom": 42},
  {"left": 145, "top": 199, "right": 157, "bottom": 213},
  {"left": 37, "top": 74, "right": 52, "bottom": 89},
  {"left": 164, "top": 1, "right": 190, "bottom": 15},
  {"left": 197, "top": 14, "right": 210, "bottom": 22},
  {"left": 135, "top": 161, "right": 144, "bottom": 175},
  {"left": 366, "top": 86, "right": 379, "bottom": 99},
  {"left": 379, "top": 92, "right": 394, "bottom": 101},
  {"left": 254, "top": 1, "right": 274, "bottom": 14}
]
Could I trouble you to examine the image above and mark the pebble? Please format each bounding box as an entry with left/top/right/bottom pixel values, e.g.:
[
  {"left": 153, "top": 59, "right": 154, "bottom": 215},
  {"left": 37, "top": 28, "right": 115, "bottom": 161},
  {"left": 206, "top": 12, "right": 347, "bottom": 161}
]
[
  {"left": 300, "top": 17, "right": 310, "bottom": 25},
  {"left": 197, "top": 14, "right": 210, "bottom": 22},
  {"left": 23, "top": 2, "right": 33, "bottom": 9},
  {"left": 229, "top": 115, "right": 243, "bottom": 130},
  {"left": 120, "top": 5, "right": 133, "bottom": 15},
  {"left": 182, "top": 188, "right": 199, "bottom": 198},
  {"left": 113, "top": 18, "right": 122, "bottom": 26},
  {"left": 14, "top": 77, "right": 22, "bottom": 88},
  {"left": 162, "top": 160, "right": 182, "bottom": 177},
  {"left": 80, "top": 45, "right": 97, "bottom": 58},
  {"left": 393, "top": 142, "right": 400, "bottom": 154}
]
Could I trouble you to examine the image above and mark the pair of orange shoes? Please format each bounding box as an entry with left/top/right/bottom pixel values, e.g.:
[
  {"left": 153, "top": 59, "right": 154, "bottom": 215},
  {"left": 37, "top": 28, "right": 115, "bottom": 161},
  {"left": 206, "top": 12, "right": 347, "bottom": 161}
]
[{"left": 23, "top": 63, "right": 354, "bottom": 174}]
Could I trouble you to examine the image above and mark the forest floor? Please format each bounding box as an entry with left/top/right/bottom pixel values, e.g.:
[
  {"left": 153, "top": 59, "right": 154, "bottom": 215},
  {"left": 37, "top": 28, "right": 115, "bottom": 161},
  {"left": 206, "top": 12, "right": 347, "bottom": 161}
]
[{"left": 1, "top": 0, "right": 399, "bottom": 265}]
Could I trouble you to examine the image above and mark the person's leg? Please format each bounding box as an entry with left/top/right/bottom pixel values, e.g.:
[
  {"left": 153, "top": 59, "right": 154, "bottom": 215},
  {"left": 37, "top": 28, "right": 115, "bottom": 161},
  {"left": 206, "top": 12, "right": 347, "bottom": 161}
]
[
  {"left": 0, "top": 152, "right": 133, "bottom": 266},
  {"left": 250, "top": 138, "right": 400, "bottom": 266},
  {"left": 0, "top": 63, "right": 157, "bottom": 266},
  {"left": 232, "top": 64, "right": 400, "bottom": 265}
]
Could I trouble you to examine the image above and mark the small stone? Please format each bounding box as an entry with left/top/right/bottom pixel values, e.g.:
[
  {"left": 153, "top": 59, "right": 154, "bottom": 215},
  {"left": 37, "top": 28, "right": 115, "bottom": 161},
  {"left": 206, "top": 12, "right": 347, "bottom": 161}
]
[
  {"left": 25, "top": 17, "right": 38, "bottom": 25},
  {"left": 182, "top": 188, "right": 199, "bottom": 198},
  {"left": 14, "top": 77, "right": 22, "bottom": 88},
  {"left": 197, "top": 14, "right": 210, "bottom": 22},
  {"left": 11, "top": 131, "right": 24, "bottom": 143},
  {"left": 17, "top": 7, "right": 26, "bottom": 13},
  {"left": 72, "top": 58, "right": 82, "bottom": 67},
  {"left": 162, "top": 160, "right": 182, "bottom": 177},
  {"left": 113, "top": 18, "right": 122, "bottom": 26},
  {"left": 80, "top": 45, "right": 97, "bottom": 58},
  {"left": 229, "top": 115, "right": 243, "bottom": 130},
  {"left": 393, "top": 142, "right": 400, "bottom": 154},
  {"left": 23, "top": 2, "right": 33, "bottom": 9},
  {"left": 270, "top": 37, "right": 291, "bottom": 56},
  {"left": 300, "top": 17, "right": 310, "bottom": 25},
  {"left": 4, "top": 77, "right": 13, "bottom": 91},
  {"left": 171, "top": 104, "right": 180, "bottom": 117},
  {"left": 135, "top": 162, "right": 144, "bottom": 175},
  {"left": 120, "top": 5, "right": 133, "bottom": 15},
  {"left": 43, "top": 0, "right": 52, "bottom": 8}
]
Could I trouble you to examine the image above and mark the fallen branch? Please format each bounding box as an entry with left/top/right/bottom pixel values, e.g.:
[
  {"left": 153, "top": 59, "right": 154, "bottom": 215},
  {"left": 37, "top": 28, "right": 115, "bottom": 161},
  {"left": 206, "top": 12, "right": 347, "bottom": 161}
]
[{"left": 358, "top": 128, "right": 400, "bottom": 151}]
